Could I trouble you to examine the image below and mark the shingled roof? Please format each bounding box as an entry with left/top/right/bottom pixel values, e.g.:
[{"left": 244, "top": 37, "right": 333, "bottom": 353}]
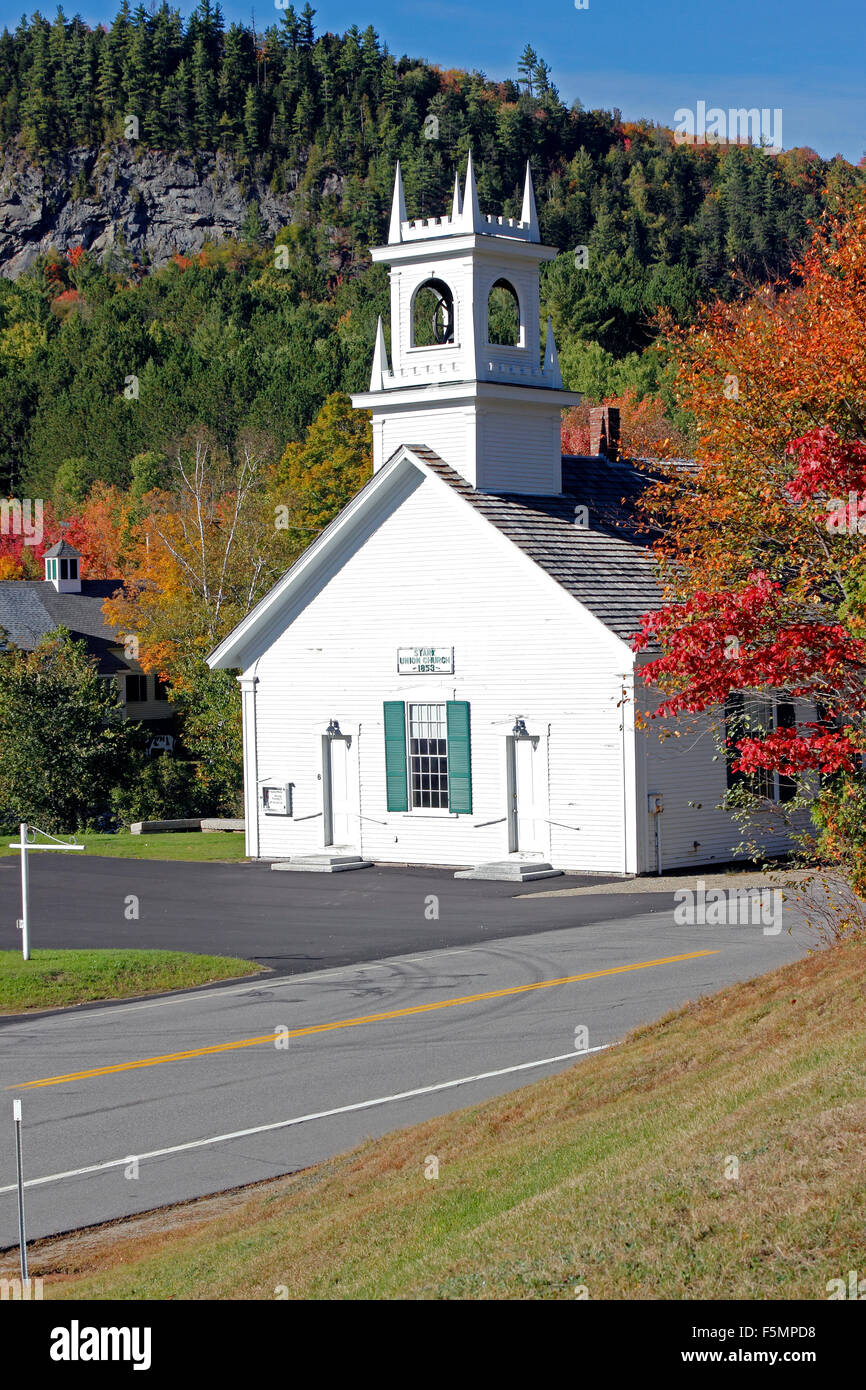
[
  {"left": 0, "top": 579, "right": 128, "bottom": 673},
  {"left": 41, "top": 539, "right": 82, "bottom": 560},
  {"left": 405, "top": 446, "right": 662, "bottom": 643}
]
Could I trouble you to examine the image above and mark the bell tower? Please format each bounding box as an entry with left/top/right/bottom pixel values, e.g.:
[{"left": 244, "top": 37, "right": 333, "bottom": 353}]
[{"left": 351, "top": 154, "right": 580, "bottom": 495}]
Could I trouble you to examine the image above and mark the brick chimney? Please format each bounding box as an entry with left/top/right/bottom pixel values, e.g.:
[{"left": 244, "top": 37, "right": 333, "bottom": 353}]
[{"left": 589, "top": 406, "right": 620, "bottom": 461}]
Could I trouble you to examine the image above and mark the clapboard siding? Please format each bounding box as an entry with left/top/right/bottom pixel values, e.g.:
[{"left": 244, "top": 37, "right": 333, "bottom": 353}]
[
  {"left": 251, "top": 471, "right": 634, "bottom": 871},
  {"left": 478, "top": 407, "right": 562, "bottom": 494},
  {"left": 380, "top": 406, "right": 471, "bottom": 479},
  {"left": 641, "top": 704, "right": 808, "bottom": 871}
]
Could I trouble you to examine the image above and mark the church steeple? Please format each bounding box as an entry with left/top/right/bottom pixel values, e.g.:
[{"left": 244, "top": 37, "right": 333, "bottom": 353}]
[{"left": 351, "top": 156, "right": 580, "bottom": 495}]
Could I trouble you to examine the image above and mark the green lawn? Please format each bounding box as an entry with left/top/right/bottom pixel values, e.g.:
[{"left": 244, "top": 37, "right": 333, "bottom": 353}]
[
  {"left": 0, "top": 948, "right": 263, "bottom": 1013},
  {"left": 30, "top": 940, "right": 866, "bottom": 1300},
  {"left": 0, "top": 830, "right": 248, "bottom": 861}
]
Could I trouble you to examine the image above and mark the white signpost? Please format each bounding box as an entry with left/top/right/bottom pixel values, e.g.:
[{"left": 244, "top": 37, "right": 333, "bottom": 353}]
[
  {"left": 13, "top": 1098, "right": 28, "bottom": 1285},
  {"left": 9, "top": 823, "right": 84, "bottom": 961}
]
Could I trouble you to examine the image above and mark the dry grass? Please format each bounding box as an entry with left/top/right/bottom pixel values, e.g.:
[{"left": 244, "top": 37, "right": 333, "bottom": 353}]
[{"left": 9, "top": 943, "right": 865, "bottom": 1300}]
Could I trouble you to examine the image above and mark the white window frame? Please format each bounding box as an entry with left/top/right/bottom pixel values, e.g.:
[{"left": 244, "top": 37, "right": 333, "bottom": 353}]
[{"left": 406, "top": 701, "right": 450, "bottom": 814}]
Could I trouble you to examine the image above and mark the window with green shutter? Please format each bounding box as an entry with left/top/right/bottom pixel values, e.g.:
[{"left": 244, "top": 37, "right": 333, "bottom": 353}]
[
  {"left": 384, "top": 700, "right": 473, "bottom": 814},
  {"left": 383, "top": 701, "right": 409, "bottom": 811},
  {"left": 446, "top": 700, "right": 472, "bottom": 814}
]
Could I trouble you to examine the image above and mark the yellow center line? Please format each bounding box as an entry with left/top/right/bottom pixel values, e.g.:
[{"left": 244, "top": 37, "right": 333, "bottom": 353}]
[{"left": 7, "top": 950, "right": 718, "bottom": 1091}]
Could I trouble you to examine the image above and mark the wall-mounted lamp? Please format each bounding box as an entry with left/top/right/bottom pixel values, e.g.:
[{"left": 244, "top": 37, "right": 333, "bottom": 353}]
[
  {"left": 325, "top": 719, "right": 342, "bottom": 738},
  {"left": 512, "top": 718, "right": 529, "bottom": 738}
]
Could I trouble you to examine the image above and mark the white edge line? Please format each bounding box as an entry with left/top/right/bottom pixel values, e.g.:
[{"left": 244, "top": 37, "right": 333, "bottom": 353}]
[{"left": 0, "top": 1045, "right": 613, "bottom": 1196}]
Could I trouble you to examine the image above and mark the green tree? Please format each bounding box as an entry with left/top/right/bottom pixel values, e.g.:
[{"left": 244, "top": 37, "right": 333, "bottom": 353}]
[
  {"left": 166, "top": 663, "right": 243, "bottom": 812},
  {"left": 517, "top": 44, "right": 538, "bottom": 96},
  {"left": 273, "top": 391, "right": 372, "bottom": 539},
  {"left": 0, "top": 628, "right": 141, "bottom": 832}
]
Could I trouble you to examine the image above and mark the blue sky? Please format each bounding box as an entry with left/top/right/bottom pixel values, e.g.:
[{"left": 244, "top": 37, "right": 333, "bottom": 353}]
[{"left": 6, "top": 0, "right": 864, "bottom": 161}]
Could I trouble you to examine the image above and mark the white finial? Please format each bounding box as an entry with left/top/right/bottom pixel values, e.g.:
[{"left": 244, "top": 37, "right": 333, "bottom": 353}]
[
  {"left": 544, "top": 317, "right": 562, "bottom": 389},
  {"left": 450, "top": 169, "right": 463, "bottom": 222},
  {"left": 370, "top": 315, "right": 389, "bottom": 390},
  {"left": 521, "top": 161, "right": 540, "bottom": 242},
  {"left": 388, "top": 161, "right": 407, "bottom": 244},
  {"left": 463, "top": 151, "right": 484, "bottom": 232}
]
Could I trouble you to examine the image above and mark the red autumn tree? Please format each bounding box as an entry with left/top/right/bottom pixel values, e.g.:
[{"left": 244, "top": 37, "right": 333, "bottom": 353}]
[{"left": 635, "top": 191, "right": 866, "bottom": 886}]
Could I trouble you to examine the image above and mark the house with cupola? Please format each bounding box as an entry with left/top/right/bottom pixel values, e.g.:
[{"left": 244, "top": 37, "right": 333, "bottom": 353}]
[
  {"left": 208, "top": 157, "right": 801, "bottom": 878},
  {"left": 0, "top": 538, "right": 175, "bottom": 736}
]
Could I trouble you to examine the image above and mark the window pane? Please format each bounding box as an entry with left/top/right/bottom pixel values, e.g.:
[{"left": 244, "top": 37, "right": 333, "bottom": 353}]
[{"left": 409, "top": 702, "right": 449, "bottom": 808}]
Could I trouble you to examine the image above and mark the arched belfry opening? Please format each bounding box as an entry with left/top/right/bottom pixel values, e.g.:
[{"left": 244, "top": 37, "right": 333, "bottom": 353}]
[
  {"left": 352, "top": 153, "right": 581, "bottom": 492},
  {"left": 412, "top": 278, "right": 455, "bottom": 347},
  {"left": 486, "top": 279, "right": 521, "bottom": 346}
]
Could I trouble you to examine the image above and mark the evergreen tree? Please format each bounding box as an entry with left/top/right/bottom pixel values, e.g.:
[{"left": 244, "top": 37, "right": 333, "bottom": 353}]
[{"left": 517, "top": 44, "right": 538, "bottom": 96}]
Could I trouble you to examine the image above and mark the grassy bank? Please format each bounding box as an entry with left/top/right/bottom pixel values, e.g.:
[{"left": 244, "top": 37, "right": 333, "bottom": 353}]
[
  {"left": 29, "top": 941, "right": 866, "bottom": 1300},
  {"left": 0, "top": 831, "right": 248, "bottom": 862},
  {"left": 0, "top": 949, "right": 262, "bottom": 1013}
]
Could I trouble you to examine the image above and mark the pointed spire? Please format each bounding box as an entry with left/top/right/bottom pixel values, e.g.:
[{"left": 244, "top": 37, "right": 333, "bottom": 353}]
[
  {"left": 388, "top": 161, "right": 407, "bottom": 244},
  {"left": 521, "top": 161, "right": 540, "bottom": 241},
  {"left": 450, "top": 168, "right": 463, "bottom": 223},
  {"left": 369, "top": 315, "right": 389, "bottom": 390},
  {"left": 462, "top": 150, "right": 484, "bottom": 232},
  {"left": 544, "top": 317, "right": 562, "bottom": 389}
]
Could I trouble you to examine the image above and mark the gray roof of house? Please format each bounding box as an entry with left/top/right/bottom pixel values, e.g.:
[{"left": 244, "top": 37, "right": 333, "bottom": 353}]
[
  {"left": 41, "top": 539, "right": 82, "bottom": 559},
  {"left": 0, "top": 580, "right": 128, "bottom": 673},
  {"left": 406, "top": 446, "right": 662, "bottom": 643}
]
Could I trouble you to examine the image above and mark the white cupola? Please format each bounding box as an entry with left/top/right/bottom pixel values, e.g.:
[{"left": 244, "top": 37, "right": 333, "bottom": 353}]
[
  {"left": 43, "top": 539, "right": 82, "bottom": 593},
  {"left": 351, "top": 154, "right": 580, "bottom": 495}
]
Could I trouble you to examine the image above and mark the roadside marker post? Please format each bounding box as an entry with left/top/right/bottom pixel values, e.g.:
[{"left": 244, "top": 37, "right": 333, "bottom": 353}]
[
  {"left": 9, "top": 823, "right": 84, "bottom": 961},
  {"left": 13, "top": 1098, "right": 28, "bottom": 1286}
]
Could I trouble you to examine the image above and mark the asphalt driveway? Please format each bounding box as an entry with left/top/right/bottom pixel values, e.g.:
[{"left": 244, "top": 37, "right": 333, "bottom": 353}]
[{"left": 0, "top": 854, "right": 673, "bottom": 977}]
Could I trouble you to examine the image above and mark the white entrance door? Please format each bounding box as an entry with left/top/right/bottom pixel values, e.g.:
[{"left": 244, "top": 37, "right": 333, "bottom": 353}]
[
  {"left": 508, "top": 737, "right": 545, "bottom": 854},
  {"left": 323, "top": 737, "right": 354, "bottom": 848}
]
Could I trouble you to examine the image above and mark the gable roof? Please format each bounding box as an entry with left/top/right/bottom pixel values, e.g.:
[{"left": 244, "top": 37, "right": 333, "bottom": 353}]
[
  {"left": 0, "top": 579, "right": 128, "bottom": 673},
  {"left": 208, "top": 443, "right": 663, "bottom": 672},
  {"left": 407, "top": 447, "right": 661, "bottom": 642}
]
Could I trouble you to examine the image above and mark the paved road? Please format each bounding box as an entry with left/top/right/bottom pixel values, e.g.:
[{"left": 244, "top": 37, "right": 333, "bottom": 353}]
[
  {"left": 0, "top": 853, "right": 675, "bottom": 983},
  {"left": 0, "top": 892, "right": 812, "bottom": 1246}
]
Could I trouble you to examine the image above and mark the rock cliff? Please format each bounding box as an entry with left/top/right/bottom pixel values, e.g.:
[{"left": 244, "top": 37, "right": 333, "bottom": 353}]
[{"left": 0, "top": 144, "right": 337, "bottom": 277}]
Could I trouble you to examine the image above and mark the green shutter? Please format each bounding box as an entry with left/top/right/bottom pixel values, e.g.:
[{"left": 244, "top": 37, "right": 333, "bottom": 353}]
[
  {"left": 446, "top": 701, "right": 472, "bottom": 814},
  {"left": 383, "top": 701, "right": 408, "bottom": 811}
]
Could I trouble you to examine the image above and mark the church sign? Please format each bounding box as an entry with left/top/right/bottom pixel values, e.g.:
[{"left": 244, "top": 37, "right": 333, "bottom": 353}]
[
  {"left": 397, "top": 646, "right": 454, "bottom": 675},
  {"left": 262, "top": 783, "right": 292, "bottom": 815}
]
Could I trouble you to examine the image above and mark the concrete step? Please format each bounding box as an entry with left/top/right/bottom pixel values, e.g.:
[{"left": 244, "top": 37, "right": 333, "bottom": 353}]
[
  {"left": 454, "top": 860, "right": 564, "bottom": 882},
  {"left": 271, "top": 854, "right": 373, "bottom": 873}
]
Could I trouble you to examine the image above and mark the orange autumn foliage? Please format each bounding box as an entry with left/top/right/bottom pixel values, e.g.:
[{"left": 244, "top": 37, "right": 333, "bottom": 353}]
[
  {"left": 641, "top": 190, "right": 866, "bottom": 605},
  {"left": 561, "top": 389, "right": 690, "bottom": 461}
]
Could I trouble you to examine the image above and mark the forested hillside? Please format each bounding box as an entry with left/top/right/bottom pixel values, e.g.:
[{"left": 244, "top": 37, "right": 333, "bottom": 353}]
[
  {"left": 1, "top": 4, "right": 863, "bottom": 498},
  {"left": 1, "top": 4, "right": 864, "bottom": 825}
]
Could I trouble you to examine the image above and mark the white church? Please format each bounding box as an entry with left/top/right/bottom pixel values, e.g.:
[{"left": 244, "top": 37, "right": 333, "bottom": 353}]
[{"left": 209, "top": 157, "right": 797, "bottom": 878}]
